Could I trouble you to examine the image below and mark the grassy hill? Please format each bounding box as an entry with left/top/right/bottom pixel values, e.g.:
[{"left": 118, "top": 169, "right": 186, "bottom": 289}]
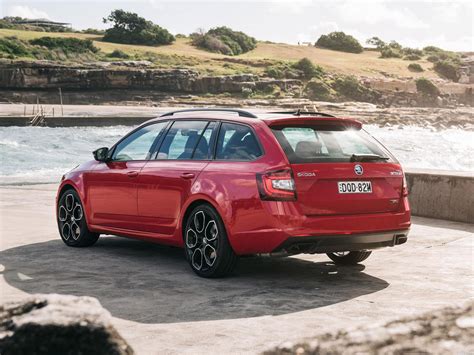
[{"left": 0, "top": 28, "right": 438, "bottom": 79}]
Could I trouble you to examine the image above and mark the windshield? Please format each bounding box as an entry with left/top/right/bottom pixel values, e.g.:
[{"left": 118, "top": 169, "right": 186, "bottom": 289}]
[{"left": 271, "top": 125, "right": 394, "bottom": 164}]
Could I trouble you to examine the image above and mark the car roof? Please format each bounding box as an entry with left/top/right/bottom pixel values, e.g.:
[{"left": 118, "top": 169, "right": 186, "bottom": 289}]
[{"left": 147, "top": 109, "right": 362, "bottom": 129}]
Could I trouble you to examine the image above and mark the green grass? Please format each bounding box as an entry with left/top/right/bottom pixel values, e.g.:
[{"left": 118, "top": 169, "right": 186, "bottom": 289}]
[{"left": 0, "top": 28, "right": 440, "bottom": 79}]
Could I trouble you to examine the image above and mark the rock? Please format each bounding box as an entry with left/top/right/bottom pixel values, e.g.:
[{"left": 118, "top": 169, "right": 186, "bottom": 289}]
[
  {"left": 0, "top": 294, "right": 133, "bottom": 355},
  {"left": 265, "top": 301, "right": 474, "bottom": 355}
]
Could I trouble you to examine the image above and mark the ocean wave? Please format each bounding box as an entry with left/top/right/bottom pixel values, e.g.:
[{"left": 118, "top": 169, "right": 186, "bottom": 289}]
[{"left": 0, "top": 124, "right": 472, "bottom": 184}]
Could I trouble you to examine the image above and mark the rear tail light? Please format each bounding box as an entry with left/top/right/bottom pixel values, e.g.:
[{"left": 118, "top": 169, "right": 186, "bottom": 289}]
[
  {"left": 402, "top": 174, "right": 409, "bottom": 196},
  {"left": 257, "top": 169, "right": 296, "bottom": 201}
]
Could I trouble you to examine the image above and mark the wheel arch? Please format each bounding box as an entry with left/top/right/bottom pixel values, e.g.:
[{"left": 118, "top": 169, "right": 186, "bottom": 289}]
[
  {"left": 178, "top": 196, "right": 235, "bottom": 251},
  {"left": 56, "top": 181, "right": 90, "bottom": 226},
  {"left": 58, "top": 183, "right": 76, "bottom": 198},
  {"left": 180, "top": 198, "right": 219, "bottom": 240}
]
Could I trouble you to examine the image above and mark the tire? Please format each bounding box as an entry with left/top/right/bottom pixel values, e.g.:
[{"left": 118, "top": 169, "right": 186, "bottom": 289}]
[
  {"left": 327, "top": 251, "right": 372, "bottom": 265},
  {"left": 57, "top": 189, "right": 99, "bottom": 247},
  {"left": 183, "top": 204, "right": 237, "bottom": 278}
]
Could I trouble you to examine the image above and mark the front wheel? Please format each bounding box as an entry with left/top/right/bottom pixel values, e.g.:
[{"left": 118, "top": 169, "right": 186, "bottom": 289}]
[
  {"left": 327, "top": 251, "right": 372, "bottom": 265},
  {"left": 184, "top": 205, "right": 237, "bottom": 278},
  {"left": 57, "top": 189, "right": 99, "bottom": 247}
]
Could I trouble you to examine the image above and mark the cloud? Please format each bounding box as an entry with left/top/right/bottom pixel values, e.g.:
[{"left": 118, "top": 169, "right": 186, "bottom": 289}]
[
  {"left": 337, "top": 1, "right": 429, "bottom": 30},
  {"left": 297, "top": 21, "right": 339, "bottom": 43},
  {"left": 268, "top": 0, "right": 313, "bottom": 14},
  {"left": 6, "top": 5, "right": 51, "bottom": 19}
]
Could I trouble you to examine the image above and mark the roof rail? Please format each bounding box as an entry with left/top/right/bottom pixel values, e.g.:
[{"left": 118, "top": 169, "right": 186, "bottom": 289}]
[
  {"left": 160, "top": 108, "right": 258, "bottom": 118},
  {"left": 268, "top": 110, "right": 335, "bottom": 118}
]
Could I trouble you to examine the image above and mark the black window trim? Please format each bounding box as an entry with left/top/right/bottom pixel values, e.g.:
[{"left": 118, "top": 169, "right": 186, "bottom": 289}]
[
  {"left": 108, "top": 119, "right": 172, "bottom": 162},
  {"left": 107, "top": 118, "right": 265, "bottom": 163},
  {"left": 214, "top": 120, "right": 265, "bottom": 162},
  {"left": 152, "top": 119, "right": 216, "bottom": 161}
]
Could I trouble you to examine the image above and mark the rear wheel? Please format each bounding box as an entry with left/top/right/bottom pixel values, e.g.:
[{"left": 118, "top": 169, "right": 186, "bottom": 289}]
[
  {"left": 57, "top": 189, "right": 99, "bottom": 247},
  {"left": 184, "top": 204, "right": 237, "bottom": 278},
  {"left": 327, "top": 251, "right": 372, "bottom": 265}
]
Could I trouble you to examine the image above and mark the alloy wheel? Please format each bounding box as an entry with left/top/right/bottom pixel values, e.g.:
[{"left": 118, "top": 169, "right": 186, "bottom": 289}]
[
  {"left": 185, "top": 209, "right": 219, "bottom": 271},
  {"left": 58, "top": 193, "right": 84, "bottom": 241}
]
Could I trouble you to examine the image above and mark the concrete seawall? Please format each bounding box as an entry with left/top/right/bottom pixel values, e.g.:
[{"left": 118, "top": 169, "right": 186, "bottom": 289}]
[{"left": 406, "top": 169, "right": 474, "bottom": 224}]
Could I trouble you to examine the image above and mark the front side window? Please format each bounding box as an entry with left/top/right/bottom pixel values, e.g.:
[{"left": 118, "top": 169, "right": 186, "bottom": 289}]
[
  {"left": 216, "top": 123, "right": 262, "bottom": 161},
  {"left": 272, "top": 125, "right": 392, "bottom": 163},
  {"left": 157, "top": 120, "right": 209, "bottom": 160},
  {"left": 112, "top": 121, "right": 167, "bottom": 161}
]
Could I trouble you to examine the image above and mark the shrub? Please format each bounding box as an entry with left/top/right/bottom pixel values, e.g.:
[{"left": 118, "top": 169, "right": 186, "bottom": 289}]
[
  {"left": 380, "top": 48, "right": 402, "bottom": 58},
  {"left": 305, "top": 79, "right": 334, "bottom": 101},
  {"left": 81, "top": 28, "right": 105, "bottom": 35},
  {"left": 387, "top": 40, "right": 403, "bottom": 51},
  {"left": 434, "top": 60, "right": 460, "bottom": 82},
  {"left": 0, "top": 37, "right": 30, "bottom": 57},
  {"left": 102, "top": 10, "right": 174, "bottom": 46},
  {"left": 315, "top": 31, "right": 363, "bottom": 53},
  {"left": 29, "top": 37, "right": 98, "bottom": 53},
  {"left": 408, "top": 63, "right": 423, "bottom": 72},
  {"left": 416, "top": 78, "right": 440, "bottom": 97},
  {"left": 293, "top": 58, "right": 324, "bottom": 79},
  {"left": 264, "top": 62, "right": 300, "bottom": 79},
  {"left": 107, "top": 49, "right": 130, "bottom": 59},
  {"left": 427, "top": 55, "right": 439, "bottom": 63},
  {"left": 191, "top": 34, "right": 232, "bottom": 55},
  {"left": 331, "top": 75, "right": 378, "bottom": 102},
  {"left": 423, "top": 45, "right": 443, "bottom": 53},
  {"left": 404, "top": 54, "right": 421, "bottom": 61},
  {"left": 402, "top": 47, "right": 423, "bottom": 56},
  {"left": 191, "top": 26, "right": 257, "bottom": 56}
]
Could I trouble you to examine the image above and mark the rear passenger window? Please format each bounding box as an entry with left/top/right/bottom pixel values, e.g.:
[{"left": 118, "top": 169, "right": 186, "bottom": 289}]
[
  {"left": 193, "top": 122, "right": 216, "bottom": 160},
  {"left": 157, "top": 121, "right": 208, "bottom": 160},
  {"left": 216, "top": 123, "right": 262, "bottom": 161}
]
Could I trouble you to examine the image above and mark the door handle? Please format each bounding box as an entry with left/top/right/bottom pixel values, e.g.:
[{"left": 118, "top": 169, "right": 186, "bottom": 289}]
[
  {"left": 180, "top": 173, "right": 195, "bottom": 179},
  {"left": 127, "top": 171, "right": 139, "bottom": 178}
]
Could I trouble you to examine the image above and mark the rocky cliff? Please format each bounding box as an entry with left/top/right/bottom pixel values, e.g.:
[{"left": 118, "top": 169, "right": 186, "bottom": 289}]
[
  {"left": 0, "top": 60, "right": 301, "bottom": 94},
  {"left": 1, "top": 60, "right": 472, "bottom": 107}
]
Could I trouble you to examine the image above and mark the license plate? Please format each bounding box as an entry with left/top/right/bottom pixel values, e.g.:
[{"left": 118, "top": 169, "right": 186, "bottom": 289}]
[{"left": 338, "top": 181, "right": 372, "bottom": 194}]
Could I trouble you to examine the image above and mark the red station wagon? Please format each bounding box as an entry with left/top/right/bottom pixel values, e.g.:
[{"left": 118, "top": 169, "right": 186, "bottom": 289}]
[{"left": 56, "top": 109, "right": 411, "bottom": 277}]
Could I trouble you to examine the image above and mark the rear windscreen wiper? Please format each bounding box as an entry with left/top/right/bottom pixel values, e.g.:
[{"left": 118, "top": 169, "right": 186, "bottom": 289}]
[{"left": 350, "top": 154, "right": 390, "bottom": 162}]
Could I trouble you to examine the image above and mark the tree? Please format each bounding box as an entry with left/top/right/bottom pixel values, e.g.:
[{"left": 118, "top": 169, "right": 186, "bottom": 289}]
[
  {"left": 191, "top": 26, "right": 256, "bottom": 56},
  {"left": 366, "top": 36, "right": 386, "bottom": 50},
  {"left": 293, "top": 58, "right": 324, "bottom": 79},
  {"left": 315, "top": 32, "right": 363, "bottom": 53},
  {"left": 102, "top": 10, "right": 174, "bottom": 46}
]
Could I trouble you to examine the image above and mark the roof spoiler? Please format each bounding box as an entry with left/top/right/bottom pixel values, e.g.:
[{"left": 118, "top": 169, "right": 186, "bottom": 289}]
[{"left": 268, "top": 110, "right": 335, "bottom": 118}]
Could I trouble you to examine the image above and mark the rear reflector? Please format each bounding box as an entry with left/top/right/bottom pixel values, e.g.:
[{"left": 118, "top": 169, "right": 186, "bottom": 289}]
[{"left": 257, "top": 169, "right": 296, "bottom": 201}]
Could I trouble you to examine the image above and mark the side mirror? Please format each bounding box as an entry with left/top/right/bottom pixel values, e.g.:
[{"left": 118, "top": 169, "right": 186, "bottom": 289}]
[{"left": 93, "top": 147, "right": 110, "bottom": 162}]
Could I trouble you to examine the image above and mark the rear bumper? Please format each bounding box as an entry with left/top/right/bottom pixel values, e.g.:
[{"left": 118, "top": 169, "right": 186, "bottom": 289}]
[{"left": 272, "top": 229, "right": 409, "bottom": 254}]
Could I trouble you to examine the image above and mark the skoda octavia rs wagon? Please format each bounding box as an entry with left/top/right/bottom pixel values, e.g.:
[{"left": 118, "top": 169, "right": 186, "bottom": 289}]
[{"left": 56, "top": 109, "right": 410, "bottom": 277}]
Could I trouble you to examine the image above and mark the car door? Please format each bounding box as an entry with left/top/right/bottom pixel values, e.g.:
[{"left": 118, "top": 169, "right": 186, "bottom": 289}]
[
  {"left": 87, "top": 121, "right": 169, "bottom": 230},
  {"left": 136, "top": 120, "right": 216, "bottom": 235}
]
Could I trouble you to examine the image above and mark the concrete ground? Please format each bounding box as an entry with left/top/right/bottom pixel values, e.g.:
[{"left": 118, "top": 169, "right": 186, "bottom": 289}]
[{"left": 0, "top": 184, "right": 473, "bottom": 354}]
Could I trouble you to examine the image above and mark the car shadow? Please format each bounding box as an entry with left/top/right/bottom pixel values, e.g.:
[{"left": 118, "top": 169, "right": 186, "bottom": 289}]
[{"left": 0, "top": 237, "right": 388, "bottom": 324}]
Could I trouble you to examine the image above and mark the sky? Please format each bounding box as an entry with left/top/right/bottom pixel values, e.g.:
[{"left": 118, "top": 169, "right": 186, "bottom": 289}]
[{"left": 1, "top": 0, "right": 473, "bottom": 51}]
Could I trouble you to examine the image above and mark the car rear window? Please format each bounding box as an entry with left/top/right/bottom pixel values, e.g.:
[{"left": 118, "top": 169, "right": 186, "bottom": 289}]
[{"left": 271, "top": 125, "right": 392, "bottom": 163}]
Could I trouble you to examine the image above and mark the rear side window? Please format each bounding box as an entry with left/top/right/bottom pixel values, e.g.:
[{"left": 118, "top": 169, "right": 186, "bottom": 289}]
[
  {"left": 157, "top": 120, "right": 208, "bottom": 160},
  {"left": 272, "top": 125, "right": 391, "bottom": 163},
  {"left": 216, "top": 123, "right": 262, "bottom": 161}
]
